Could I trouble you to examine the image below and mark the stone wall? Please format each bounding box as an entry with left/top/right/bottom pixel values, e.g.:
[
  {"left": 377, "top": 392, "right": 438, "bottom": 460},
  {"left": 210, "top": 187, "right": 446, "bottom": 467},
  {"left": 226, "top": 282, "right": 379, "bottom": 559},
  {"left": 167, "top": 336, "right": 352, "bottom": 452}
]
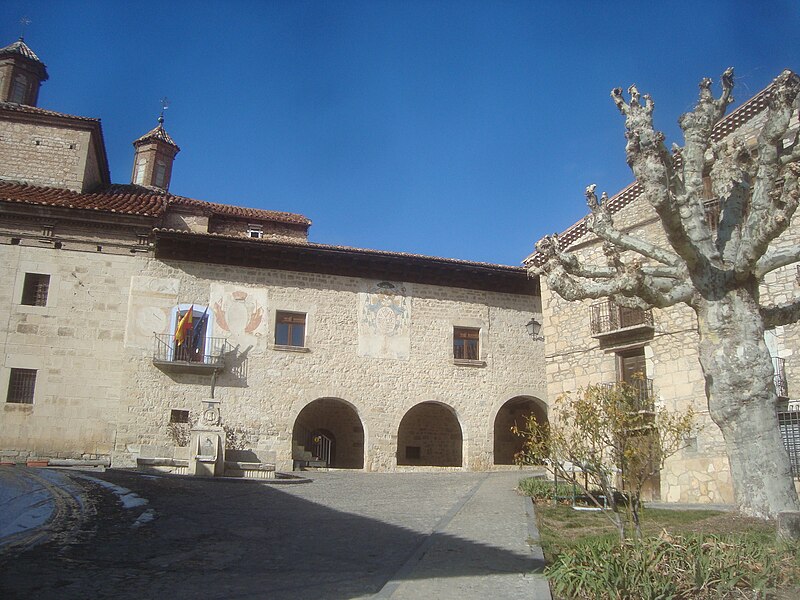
[
  {"left": 0, "top": 119, "right": 101, "bottom": 192},
  {"left": 0, "top": 242, "right": 140, "bottom": 462},
  {"left": 115, "top": 257, "right": 547, "bottom": 472},
  {"left": 0, "top": 235, "right": 546, "bottom": 471},
  {"left": 209, "top": 218, "right": 308, "bottom": 242}
]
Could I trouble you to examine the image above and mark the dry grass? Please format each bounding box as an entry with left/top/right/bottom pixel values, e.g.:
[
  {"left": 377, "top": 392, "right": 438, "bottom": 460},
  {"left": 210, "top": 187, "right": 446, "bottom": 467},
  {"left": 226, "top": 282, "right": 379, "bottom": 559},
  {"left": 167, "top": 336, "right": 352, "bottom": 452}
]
[{"left": 536, "top": 504, "right": 776, "bottom": 562}]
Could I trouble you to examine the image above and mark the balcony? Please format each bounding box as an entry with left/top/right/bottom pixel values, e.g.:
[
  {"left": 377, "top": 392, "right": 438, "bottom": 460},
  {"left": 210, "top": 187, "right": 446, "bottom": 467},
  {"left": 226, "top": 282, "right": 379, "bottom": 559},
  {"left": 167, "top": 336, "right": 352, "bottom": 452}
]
[
  {"left": 590, "top": 300, "right": 654, "bottom": 339},
  {"left": 152, "top": 334, "right": 232, "bottom": 374},
  {"left": 599, "top": 378, "right": 655, "bottom": 413},
  {"left": 774, "top": 357, "right": 788, "bottom": 399}
]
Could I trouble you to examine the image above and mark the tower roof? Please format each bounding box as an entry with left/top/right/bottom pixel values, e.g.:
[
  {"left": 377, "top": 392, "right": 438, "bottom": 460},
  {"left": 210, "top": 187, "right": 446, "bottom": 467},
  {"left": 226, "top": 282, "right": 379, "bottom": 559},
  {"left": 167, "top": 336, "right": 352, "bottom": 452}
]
[
  {"left": 0, "top": 38, "right": 48, "bottom": 80},
  {"left": 133, "top": 116, "right": 180, "bottom": 150}
]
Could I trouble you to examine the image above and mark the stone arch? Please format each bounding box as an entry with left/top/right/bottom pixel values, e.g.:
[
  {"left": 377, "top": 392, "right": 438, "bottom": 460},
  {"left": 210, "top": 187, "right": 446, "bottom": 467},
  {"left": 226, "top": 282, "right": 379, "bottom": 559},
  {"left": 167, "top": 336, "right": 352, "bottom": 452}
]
[
  {"left": 396, "top": 401, "right": 463, "bottom": 467},
  {"left": 292, "top": 397, "right": 364, "bottom": 469},
  {"left": 493, "top": 396, "right": 548, "bottom": 465}
]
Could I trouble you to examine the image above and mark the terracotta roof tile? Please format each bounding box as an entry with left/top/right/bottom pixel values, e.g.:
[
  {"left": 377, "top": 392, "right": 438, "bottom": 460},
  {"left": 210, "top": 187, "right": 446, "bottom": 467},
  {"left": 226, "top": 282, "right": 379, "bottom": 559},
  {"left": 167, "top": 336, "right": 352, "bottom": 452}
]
[
  {"left": 0, "top": 180, "right": 311, "bottom": 225},
  {"left": 0, "top": 181, "right": 169, "bottom": 216},
  {"left": 0, "top": 101, "right": 99, "bottom": 123},
  {"left": 134, "top": 119, "right": 180, "bottom": 150},
  {"left": 169, "top": 195, "right": 310, "bottom": 224},
  {"left": 0, "top": 38, "right": 45, "bottom": 65}
]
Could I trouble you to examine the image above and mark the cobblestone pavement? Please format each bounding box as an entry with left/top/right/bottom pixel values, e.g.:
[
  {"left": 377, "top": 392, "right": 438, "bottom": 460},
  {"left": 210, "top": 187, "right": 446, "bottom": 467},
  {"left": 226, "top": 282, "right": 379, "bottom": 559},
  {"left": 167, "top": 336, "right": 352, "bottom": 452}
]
[{"left": 0, "top": 469, "right": 549, "bottom": 599}]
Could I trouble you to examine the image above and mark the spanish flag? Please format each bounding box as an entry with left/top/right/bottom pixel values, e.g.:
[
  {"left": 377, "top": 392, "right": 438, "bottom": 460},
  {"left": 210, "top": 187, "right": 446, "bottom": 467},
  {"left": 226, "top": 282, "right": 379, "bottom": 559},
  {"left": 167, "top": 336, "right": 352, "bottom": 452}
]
[{"left": 174, "top": 309, "right": 193, "bottom": 346}]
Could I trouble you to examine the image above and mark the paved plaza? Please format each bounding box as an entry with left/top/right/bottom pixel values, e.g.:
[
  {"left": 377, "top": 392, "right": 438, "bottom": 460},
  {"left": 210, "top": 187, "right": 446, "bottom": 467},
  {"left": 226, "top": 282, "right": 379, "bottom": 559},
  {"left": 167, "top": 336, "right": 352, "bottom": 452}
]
[{"left": 0, "top": 467, "right": 550, "bottom": 599}]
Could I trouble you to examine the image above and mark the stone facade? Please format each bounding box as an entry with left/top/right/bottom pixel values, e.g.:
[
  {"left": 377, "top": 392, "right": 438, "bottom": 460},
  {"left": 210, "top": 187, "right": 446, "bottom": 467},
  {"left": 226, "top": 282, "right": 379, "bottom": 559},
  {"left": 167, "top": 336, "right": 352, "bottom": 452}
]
[
  {"left": 0, "top": 227, "right": 545, "bottom": 471},
  {"left": 113, "top": 257, "right": 545, "bottom": 472},
  {"left": 0, "top": 115, "right": 106, "bottom": 192}
]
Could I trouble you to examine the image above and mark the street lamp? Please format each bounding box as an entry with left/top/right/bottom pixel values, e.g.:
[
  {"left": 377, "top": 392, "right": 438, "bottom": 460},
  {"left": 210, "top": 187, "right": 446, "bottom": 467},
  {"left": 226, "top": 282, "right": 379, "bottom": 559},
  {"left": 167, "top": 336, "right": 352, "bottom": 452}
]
[{"left": 526, "top": 318, "right": 544, "bottom": 341}]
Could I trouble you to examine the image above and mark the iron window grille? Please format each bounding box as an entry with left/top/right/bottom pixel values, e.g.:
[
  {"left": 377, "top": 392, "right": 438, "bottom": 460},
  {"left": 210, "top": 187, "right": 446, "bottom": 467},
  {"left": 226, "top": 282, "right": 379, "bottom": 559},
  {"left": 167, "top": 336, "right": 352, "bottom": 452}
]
[
  {"left": 7, "top": 368, "right": 36, "bottom": 404},
  {"left": 21, "top": 273, "right": 50, "bottom": 306},
  {"left": 778, "top": 410, "right": 800, "bottom": 479}
]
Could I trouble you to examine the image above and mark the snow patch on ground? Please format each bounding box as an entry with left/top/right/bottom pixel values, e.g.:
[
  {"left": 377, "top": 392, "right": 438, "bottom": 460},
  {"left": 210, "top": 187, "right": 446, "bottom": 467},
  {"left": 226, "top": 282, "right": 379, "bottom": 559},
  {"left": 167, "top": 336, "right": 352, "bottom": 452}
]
[
  {"left": 75, "top": 475, "right": 152, "bottom": 510},
  {"left": 132, "top": 509, "right": 156, "bottom": 528}
]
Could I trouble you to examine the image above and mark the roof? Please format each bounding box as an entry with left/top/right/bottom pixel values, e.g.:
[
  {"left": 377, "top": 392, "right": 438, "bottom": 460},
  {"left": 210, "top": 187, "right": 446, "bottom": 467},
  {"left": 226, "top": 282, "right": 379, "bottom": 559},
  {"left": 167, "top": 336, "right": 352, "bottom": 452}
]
[
  {"left": 153, "top": 228, "right": 537, "bottom": 295},
  {"left": 0, "top": 101, "right": 99, "bottom": 123},
  {"left": 154, "top": 226, "right": 523, "bottom": 271},
  {"left": 134, "top": 117, "right": 180, "bottom": 150},
  {"left": 0, "top": 181, "right": 311, "bottom": 225},
  {"left": 0, "top": 38, "right": 45, "bottom": 65},
  {"left": 524, "top": 71, "right": 797, "bottom": 266}
]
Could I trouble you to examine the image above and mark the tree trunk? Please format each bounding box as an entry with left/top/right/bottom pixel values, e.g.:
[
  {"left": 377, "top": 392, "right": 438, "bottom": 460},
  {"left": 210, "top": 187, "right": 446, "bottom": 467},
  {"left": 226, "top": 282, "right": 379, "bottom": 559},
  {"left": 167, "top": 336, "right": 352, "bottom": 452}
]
[{"left": 695, "top": 288, "right": 799, "bottom": 518}]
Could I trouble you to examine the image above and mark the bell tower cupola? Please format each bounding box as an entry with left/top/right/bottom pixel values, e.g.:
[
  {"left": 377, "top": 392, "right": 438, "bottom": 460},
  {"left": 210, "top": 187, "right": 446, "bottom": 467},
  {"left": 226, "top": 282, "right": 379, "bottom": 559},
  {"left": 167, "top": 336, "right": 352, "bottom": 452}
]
[
  {"left": 0, "top": 38, "right": 48, "bottom": 106},
  {"left": 131, "top": 113, "right": 180, "bottom": 192}
]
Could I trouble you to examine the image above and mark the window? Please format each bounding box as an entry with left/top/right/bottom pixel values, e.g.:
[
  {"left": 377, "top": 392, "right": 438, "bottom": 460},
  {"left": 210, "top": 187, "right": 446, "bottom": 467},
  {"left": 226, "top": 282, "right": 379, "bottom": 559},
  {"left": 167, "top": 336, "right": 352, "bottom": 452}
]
[
  {"left": 7, "top": 369, "right": 36, "bottom": 404},
  {"left": 9, "top": 74, "right": 28, "bottom": 103},
  {"left": 154, "top": 160, "right": 167, "bottom": 188},
  {"left": 275, "top": 312, "right": 306, "bottom": 347},
  {"left": 170, "top": 409, "right": 189, "bottom": 424},
  {"left": 21, "top": 273, "right": 49, "bottom": 306},
  {"left": 247, "top": 225, "right": 263, "bottom": 239},
  {"left": 453, "top": 327, "right": 480, "bottom": 360},
  {"left": 616, "top": 347, "right": 653, "bottom": 409},
  {"left": 134, "top": 159, "right": 146, "bottom": 185},
  {"left": 617, "top": 348, "right": 646, "bottom": 383}
]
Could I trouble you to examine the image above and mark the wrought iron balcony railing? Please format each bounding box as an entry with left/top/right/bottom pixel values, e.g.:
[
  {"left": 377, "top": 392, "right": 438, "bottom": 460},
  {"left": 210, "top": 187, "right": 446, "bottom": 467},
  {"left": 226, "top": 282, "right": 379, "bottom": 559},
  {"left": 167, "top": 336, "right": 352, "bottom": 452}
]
[
  {"left": 599, "top": 378, "right": 655, "bottom": 413},
  {"left": 773, "top": 356, "right": 788, "bottom": 399},
  {"left": 590, "top": 299, "right": 654, "bottom": 336},
  {"left": 152, "top": 334, "right": 231, "bottom": 371}
]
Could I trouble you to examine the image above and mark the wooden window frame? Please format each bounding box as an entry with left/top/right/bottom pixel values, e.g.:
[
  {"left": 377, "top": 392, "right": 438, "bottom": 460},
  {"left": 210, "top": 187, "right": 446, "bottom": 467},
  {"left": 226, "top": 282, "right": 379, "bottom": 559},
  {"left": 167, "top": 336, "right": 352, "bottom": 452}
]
[
  {"left": 275, "top": 311, "right": 307, "bottom": 348},
  {"left": 453, "top": 327, "right": 480, "bottom": 361}
]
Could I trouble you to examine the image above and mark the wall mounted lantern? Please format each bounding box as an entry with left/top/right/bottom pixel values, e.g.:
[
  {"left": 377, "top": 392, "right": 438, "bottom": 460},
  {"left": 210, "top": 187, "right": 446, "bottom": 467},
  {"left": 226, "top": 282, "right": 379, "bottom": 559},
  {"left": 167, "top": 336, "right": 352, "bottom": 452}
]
[{"left": 526, "top": 318, "right": 544, "bottom": 341}]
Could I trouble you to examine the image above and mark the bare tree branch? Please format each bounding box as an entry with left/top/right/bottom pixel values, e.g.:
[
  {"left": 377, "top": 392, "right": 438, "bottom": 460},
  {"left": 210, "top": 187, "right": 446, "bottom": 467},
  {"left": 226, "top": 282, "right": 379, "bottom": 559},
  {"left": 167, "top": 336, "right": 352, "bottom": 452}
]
[
  {"left": 708, "top": 138, "right": 753, "bottom": 263},
  {"left": 532, "top": 233, "right": 684, "bottom": 282},
  {"left": 585, "top": 185, "right": 685, "bottom": 268},
  {"left": 541, "top": 258, "right": 695, "bottom": 310},
  {"left": 672, "top": 69, "right": 736, "bottom": 267},
  {"left": 755, "top": 245, "right": 800, "bottom": 278},
  {"left": 761, "top": 296, "right": 800, "bottom": 328},
  {"left": 533, "top": 69, "right": 800, "bottom": 518},
  {"left": 612, "top": 74, "right": 735, "bottom": 272},
  {"left": 736, "top": 71, "right": 800, "bottom": 275}
]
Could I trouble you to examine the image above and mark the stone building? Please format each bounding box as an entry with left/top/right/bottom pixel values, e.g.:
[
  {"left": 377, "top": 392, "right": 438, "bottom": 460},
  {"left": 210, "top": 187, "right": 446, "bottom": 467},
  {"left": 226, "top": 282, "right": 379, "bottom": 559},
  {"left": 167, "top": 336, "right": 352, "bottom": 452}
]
[
  {"left": 0, "top": 38, "right": 546, "bottom": 473},
  {"left": 526, "top": 75, "right": 800, "bottom": 503}
]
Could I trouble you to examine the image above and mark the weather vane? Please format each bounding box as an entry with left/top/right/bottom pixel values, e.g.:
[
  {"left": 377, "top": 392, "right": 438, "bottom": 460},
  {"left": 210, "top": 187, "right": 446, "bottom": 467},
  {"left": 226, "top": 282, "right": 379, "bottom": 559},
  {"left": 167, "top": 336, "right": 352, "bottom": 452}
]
[
  {"left": 158, "top": 96, "right": 169, "bottom": 123},
  {"left": 19, "top": 16, "right": 31, "bottom": 39}
]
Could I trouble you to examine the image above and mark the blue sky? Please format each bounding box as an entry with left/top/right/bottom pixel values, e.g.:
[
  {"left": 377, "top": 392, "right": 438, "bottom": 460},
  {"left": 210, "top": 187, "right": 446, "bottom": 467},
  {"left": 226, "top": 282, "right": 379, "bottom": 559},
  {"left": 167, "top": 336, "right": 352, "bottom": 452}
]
[{"left": 2, "top": 1, "right": 799, "bottom": 265}]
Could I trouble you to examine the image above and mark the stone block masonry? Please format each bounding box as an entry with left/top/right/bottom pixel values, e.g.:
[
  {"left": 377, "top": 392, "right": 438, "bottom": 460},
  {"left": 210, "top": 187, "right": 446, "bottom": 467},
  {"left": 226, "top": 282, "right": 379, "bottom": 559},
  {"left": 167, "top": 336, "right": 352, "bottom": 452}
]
[
  {"left": 0, "top": 240, "right": 546, "bottom": 473},
  {"left": 115, "top": 257, "right": 547, "bottom": 473}
]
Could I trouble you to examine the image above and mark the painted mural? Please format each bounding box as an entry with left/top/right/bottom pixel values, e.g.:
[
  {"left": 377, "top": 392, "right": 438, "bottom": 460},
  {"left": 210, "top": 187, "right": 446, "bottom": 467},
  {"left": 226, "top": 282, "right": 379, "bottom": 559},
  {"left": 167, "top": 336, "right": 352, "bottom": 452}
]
[{"left": 357, "top": 281, "right": 411, "bottom": 360}]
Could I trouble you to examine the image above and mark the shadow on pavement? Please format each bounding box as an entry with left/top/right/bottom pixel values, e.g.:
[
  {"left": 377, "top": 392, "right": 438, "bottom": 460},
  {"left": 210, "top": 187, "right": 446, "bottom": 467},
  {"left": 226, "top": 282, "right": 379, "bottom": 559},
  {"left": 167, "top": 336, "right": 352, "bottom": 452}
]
[{"left": 0, "top": 469, "right": 539, "bottom": 600}]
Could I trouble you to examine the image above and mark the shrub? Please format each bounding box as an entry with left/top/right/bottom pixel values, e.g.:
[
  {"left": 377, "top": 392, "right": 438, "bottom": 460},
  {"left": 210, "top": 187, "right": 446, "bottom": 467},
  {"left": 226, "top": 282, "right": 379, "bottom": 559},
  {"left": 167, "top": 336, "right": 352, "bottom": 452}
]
[
  {"left": 518, "top": 477, "right": 575, "bottom": 502},
  {"left": 546, "top": 533, "right": 800, "bottom": 600}
]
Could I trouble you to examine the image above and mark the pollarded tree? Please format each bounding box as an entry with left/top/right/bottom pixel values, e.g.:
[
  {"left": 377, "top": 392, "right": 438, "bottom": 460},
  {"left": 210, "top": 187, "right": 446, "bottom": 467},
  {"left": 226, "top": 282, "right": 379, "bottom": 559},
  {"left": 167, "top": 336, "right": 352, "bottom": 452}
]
[{"left": 531, "top": 69, "right": 800, "bottom": 519}]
